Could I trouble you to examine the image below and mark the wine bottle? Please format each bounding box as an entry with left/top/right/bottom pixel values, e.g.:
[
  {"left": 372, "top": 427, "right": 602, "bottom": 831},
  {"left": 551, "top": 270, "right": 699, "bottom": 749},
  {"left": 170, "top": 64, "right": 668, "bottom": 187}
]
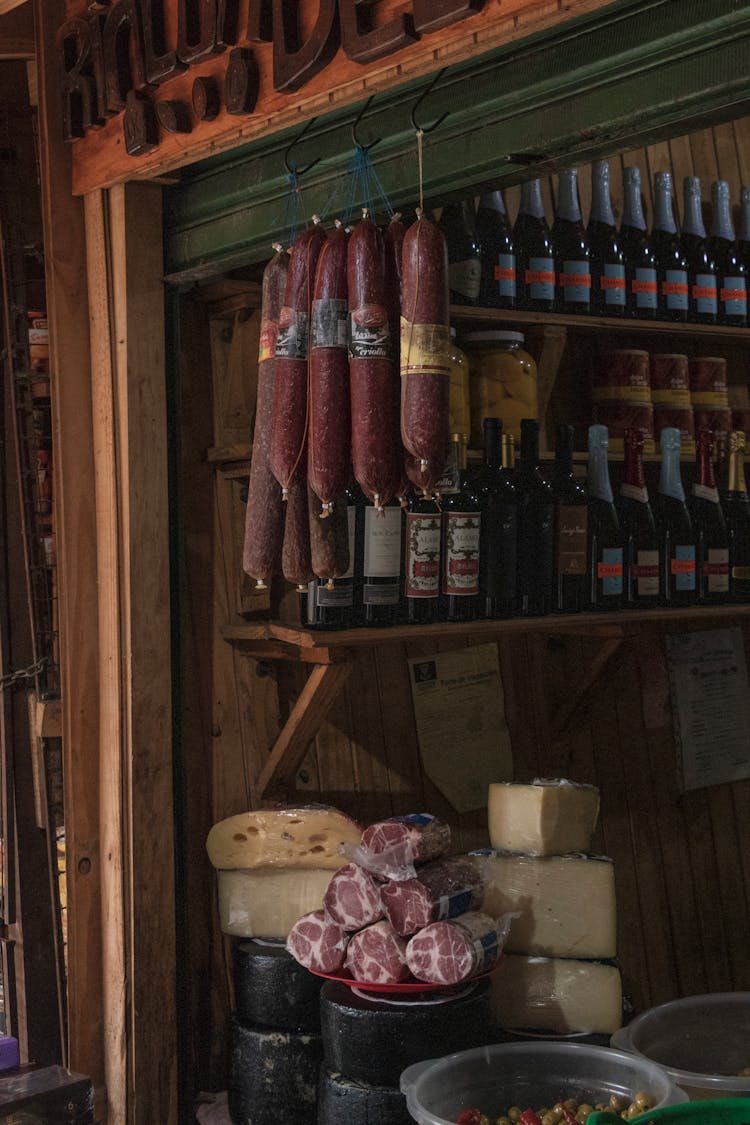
[
  {"left": 710, "top": 180, "right": 748, "bottom": 327},
  {"left": 651, "top": 171, "right": 689, "bottom": 321},
  {"left": 620, "top": 166, "right": 658, "bottom": 319},
  {"left": 515, "top": 179, "right": 555, "bottom": 313},
  {"left": 358, "top": 496, "right": 403, "bottom": 626},
  {"left": 656, "top": 427, "right": 696, "bottom": 607},
  {"left": 475, "top": 418, "right": 518, "bottom": 619},
  {"left": 586, "top": 424, "right": 623, "bottom": 611},
  {"left": 682, "top": 176, "right": 718, "bottom": 325},
  {"left": 588, "top": 159, "right": 626, "bottom": 317},
  {"left": 618, "top": 427, "right": 660, "bottom": 607},
  {"left": 723, "top": 429, "right": 750, "bottom": 603},
  {"left": 403, "top": 489, "right": 443, "bottom": 625},
  {"left": 476, "top": 189, "right": 516, "bottom": 309},
  {"left": 307, "top": 493, "right": 357, "bottom": 629},
  {"left": 440, "top": 435, "right": 481, "bottom": 622},
  {"left": 514, "top": 418, "right": 554, "bottom": 616},
  {"left": 738, "top": 185, "right": 750, "bottom": 277},
  {"left": 689, "top": 428, "right": 729, "bottom": 605},
  {"left": 552, "top": 424, "right": 588, "bottom": 613},
  {"left": 439, "top": 198, "right": 482, "bottom": 306},
  {"left": 552, "top": 168, "right": 592, "bottom": 314}
]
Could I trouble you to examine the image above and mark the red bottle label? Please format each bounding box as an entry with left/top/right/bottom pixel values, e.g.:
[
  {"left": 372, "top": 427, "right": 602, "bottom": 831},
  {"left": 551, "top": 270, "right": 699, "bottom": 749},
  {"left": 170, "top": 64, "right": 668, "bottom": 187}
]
[
  {"left": 671, "top": 558, "right": 696, "bottom": 575},
  {"left": 559, "top": 272, "right": 591, "bottom": 288},
  {"left": 597, "top": 561, "right": 624, "bottom": 578},
  {"left": 494, "top": 265, "right": 516, "bottom": 281},
  {"left": 600, "top": 275, "right": 626, "bottom": 291},
  {"left": 525, "top": 268, "right": 556, "bottom": 285},
  {"left": 661, "top": 280, "right": 689, "bottom": 296},
  {"left": 692, "top": 283, "right": 717, "bottom": 300},
  {"left": 631, "top": 278, "right": 658, "bottom": 294},
  {"left": 720, "top": 287, "right": 747, "bottom": 303},
  {"left": 442, "top": 512, "right": 481, "bottom": 596}
]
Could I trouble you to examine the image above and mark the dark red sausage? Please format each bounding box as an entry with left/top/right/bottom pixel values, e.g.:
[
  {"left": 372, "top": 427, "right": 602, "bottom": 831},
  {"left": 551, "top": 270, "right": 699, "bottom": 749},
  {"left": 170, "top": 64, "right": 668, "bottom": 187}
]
[
  {"left": 348, "top": 212, "right": 401, "bottom": 510},
  {"left": 243, "top": 247, "right": 289, "bottom": 588},
  {"left": 384, "top": 213, "right": 406, "bottom": 360},
  {"left": 400, "top": 215, "right": 451, "bottom": 492},
  {"left": 269, "top": 222, "right": 327, "bottom": 497},
  {"left": 308, "top": 222, "right": 351, "bottom": 515},
  {"left": 282, "top": 474, "right": 314, "bottom": 587},
  {"left": 308, "top": 484, "right": 350, "bottom": 581}
]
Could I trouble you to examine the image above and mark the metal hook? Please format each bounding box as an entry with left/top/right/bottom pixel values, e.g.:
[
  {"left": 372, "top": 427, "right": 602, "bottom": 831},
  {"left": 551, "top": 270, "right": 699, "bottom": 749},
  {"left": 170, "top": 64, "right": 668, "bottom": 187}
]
[
  {"left": 410, "top": 68, "right": 449, "bottom": 135},
  {"left": 284, "top": 116, "right": 321, "bottom": 177},
  {"left": 351, "top": 95, "right": 381, "bottom": 152}
]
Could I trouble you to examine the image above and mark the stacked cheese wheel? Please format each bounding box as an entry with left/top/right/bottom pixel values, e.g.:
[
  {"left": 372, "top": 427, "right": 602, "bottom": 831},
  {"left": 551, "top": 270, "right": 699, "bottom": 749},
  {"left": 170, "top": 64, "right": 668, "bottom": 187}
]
[{"left": 483, "top": 780, "right": 623, "bottom": 1038}]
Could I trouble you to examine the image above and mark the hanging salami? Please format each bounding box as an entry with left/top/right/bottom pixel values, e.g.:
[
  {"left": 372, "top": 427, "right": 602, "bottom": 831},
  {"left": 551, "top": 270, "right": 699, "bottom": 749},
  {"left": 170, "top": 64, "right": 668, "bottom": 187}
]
[
  {"left": 243, "top": 245, "right": 289, "bottom": 588},
  {"left": 308, "top": 221, "right": 351, "bottom": 516},
  {"left": 308, "top": 484, "right": 350, "bottom": 582},
  {"left": 282, "top": 474, "right": 314, "bottom": 588},
  {"left": 347, "top": 211, "right": 401, "bottom": 511},
  {"left": 269, "top": 220, "right": 327, "bottom": 498},
  {"left": 400, "top": 213, "right": 451, "bottom": 493}
]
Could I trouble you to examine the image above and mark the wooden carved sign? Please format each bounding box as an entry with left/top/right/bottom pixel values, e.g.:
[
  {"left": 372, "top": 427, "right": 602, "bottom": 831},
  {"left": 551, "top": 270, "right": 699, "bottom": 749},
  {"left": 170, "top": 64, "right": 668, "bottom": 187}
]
[{"left": 57, "top": 0, "right": 484, "bottom": 148}]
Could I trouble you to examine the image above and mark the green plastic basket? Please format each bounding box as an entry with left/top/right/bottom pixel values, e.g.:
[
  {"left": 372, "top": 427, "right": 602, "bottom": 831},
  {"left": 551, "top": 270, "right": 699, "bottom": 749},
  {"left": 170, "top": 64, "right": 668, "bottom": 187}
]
[{"left": 588, "top": 1099, "right": 750, "bottom": 1125}]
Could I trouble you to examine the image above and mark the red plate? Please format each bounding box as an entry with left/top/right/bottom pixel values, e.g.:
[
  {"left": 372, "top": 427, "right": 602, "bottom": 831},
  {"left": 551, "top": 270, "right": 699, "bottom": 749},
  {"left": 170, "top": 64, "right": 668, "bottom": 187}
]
[{"left": 308, "top": 963, "right": 499, "bottom": 995}]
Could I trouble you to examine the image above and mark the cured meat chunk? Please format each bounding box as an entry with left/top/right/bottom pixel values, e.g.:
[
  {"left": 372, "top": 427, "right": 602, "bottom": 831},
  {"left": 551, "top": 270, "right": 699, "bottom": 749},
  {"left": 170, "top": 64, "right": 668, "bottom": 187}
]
[
  {"left": 324, "top": 863, "right": 383, "bottom": 931},
  {"left": 287, "top": 909, "right": 349, "bottom": 974},
  {"left": 282, "top": 474, "right": 314, "bottom": 587},
  {"left": 405, "top": 912, "right": 500, "bottom": 985},
  {"left": 360, "top": 813, "right": 450, "bottom": 869},
  {"left": 309, "top": 484, "right": 350, "bottom": 581},
  {"left": 344, "top": 920, "right": 410, "bottom": 984},
  {"left": 380, "top": 856, "right": 483, "bottom": 936}
]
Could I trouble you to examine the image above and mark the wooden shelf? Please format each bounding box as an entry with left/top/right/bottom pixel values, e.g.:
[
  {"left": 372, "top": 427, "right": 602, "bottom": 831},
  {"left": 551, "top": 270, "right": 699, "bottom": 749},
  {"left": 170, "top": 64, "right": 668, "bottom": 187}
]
[{"left": 449, "top": 304, "right": 750, "bottom": 338}]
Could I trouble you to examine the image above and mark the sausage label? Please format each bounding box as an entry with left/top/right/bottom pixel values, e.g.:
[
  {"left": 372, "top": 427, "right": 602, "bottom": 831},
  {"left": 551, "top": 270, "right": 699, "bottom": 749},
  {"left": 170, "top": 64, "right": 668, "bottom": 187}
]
[
  {"left": 404, "top": 513, "right": 441, "bottom": 597},
  {"left": 349, "top": 304, "right": 391, "bottom": 360},
  {"left": 312, "top": 297, "right": 348, "bottom": 349},
  {"left": 276, "top": 307, "right": 309, "bottom": 360},
  {"left": 400, "top": 319, "right": 451, "bottom": 378},
  {"left": 258, "top": 317, "right": 279, "bottom": 362}
]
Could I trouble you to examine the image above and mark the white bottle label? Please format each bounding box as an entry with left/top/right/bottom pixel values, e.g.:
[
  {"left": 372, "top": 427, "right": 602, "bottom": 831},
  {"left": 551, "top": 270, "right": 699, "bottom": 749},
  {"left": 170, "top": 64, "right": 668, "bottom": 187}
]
[{"left": 364, "top": 507, "right": 402, "bottom": 578}]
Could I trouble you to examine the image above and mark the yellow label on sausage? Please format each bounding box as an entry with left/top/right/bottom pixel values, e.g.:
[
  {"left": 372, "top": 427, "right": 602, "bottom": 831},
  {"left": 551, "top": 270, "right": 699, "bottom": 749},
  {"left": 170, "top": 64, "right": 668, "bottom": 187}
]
[{"left": 400, "top": 318, "right": 451, "bottom": 378}]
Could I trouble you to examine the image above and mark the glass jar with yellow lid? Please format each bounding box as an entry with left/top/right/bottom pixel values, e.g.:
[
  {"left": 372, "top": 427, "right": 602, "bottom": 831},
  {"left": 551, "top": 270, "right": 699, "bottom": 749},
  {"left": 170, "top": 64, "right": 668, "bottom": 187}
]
[
  {"left": 462, "top": 330, "right": 538, "bottom": 448},
  {"left": 448, "top": 326, "right": 471, "bottom": 441}
]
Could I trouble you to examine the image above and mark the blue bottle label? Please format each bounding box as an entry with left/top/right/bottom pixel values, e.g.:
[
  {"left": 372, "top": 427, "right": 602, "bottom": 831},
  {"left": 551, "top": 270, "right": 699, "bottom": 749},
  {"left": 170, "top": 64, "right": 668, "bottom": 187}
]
[
  {"left": 598, "top": 547, "right": 624, "bottom": 596},
  {"left": 662, "top": 269, "right": 689, "bottom": 311},
  {"left": 692, "top": 273, "right": 718, "bottom": 315},
  {"left": 561, "top": 259, "right": 591, "bottom": 305},
  {"left": 632, "top": 267, "right": 658, "bottom": 310},
  {"left": 672, "top": 545, "right": 696, "bottom": 592},
  {"left": 526, "top": 257, "right": 555, "bottom": 301},
  {"left": 493, "top": 253, "right": 517, "bottom": 299},
  {"left": 720, "top": 275, "right": 747, "bottom": 317},
  {"left": 601, "top": 264, "right": 626, "bottom": 307}
]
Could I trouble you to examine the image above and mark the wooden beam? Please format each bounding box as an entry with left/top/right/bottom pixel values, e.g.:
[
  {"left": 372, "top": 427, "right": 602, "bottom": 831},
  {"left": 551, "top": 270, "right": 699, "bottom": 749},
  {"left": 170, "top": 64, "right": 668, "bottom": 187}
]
[{"left": 0, "top": 3, "right": 34, "bottom": 56}]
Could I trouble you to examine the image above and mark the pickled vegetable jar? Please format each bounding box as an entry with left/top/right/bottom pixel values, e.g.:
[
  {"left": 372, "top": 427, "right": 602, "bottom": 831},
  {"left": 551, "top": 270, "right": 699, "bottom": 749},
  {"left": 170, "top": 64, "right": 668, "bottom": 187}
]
[{"left": 463, "top": 330, "right": 537, "bottom": 448}]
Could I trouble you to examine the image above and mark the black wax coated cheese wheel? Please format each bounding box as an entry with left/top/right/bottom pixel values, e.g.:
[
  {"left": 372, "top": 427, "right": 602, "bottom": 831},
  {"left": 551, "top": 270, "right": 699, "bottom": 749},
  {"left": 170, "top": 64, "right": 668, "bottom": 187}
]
[
  {"left": 232, "top": 939, "right": 323, "bottom": 1031},
  {"left": 228, "top": 1016, "right": 323, "bottom": 1125},
  {"left": 320, "top": 977, "right": 493, "bottom": 1087},
  {"left": 317, "top": 1066, "right": 412, "bottom": 1125}
]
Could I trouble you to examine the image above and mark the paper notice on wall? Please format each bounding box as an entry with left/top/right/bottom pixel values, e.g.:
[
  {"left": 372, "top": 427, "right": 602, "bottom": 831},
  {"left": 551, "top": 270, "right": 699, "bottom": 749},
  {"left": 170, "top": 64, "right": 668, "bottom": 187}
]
[
  {"left": 666, "top": 627, "right": 750, "bottom": 791},
  {"left": 408, "top": 642, "right": 513, "bottom": 812}
]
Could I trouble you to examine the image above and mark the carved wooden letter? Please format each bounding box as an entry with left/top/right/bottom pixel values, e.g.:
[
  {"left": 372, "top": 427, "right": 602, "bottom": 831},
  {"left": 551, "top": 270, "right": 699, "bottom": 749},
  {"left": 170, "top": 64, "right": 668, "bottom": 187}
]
[
  {"left": 247, "top": 0, "right": 273, "bottom": 42},
  {"left": 340, "top": 0, "right": 417, "bottom": 65},
  {"left": 178, "top": 0, "right": 218, "bottom": 64},
  {"left": 139, "top": 0, "right": 183, "bottom": 85},
  {"left": 192, "top": 76, "right": 221, "bottom": 121},
  {"left": 57, "top": 17, "right": 106, "bottom": 139},
  {"left": 226, "top": 47, "right": 260, "bottom": 115},
  {"left": 155, "top": 100, "right": 193, "bottom": 133},
  {"left": 272, "top": 0, "right": 340, "bottom": 93},
  {"left": 103, "top": 0, "right": 147, "bottom": 115},
  {"left": 412, "top": 0, "right": 485, "bottom": 34},
  {"left": 123, "top": 89, "right": 159, "bottom": 155}
]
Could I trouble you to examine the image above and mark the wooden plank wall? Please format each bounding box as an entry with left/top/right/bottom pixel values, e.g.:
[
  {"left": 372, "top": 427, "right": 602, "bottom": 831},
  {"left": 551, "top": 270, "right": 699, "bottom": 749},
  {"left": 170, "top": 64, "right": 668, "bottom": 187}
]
[{"left": 180, "top": 119, "right": 750, "bottom": 1094}]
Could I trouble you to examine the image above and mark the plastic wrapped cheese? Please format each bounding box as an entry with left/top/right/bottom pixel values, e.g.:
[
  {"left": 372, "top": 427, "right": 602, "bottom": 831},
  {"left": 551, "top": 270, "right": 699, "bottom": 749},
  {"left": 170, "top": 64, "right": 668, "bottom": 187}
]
[
  {"left": 487, "top": 779, "right": 600, "bottom": 856},
  {"left": 206, "top": 805, "right": 361, "bottom": 870},
  {"left": 492, "top": 954, "right": 623, "bottom": 1034},
  {"left": 475, "top": 850, "right": 616, "bottom": 958},
  {"left": 218, "top": 868, "right": 334, "bottom": 938}
]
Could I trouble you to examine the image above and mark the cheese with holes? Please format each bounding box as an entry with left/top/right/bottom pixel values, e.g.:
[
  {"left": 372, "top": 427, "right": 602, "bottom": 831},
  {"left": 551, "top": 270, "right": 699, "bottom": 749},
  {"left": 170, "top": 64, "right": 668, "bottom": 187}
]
[
  {"left": 476, "top": 851, "right": 616, "bottom": 958},
  {"left": 487, "top": 779, "right": 600, "bottom": 856},
  {"left": 206, "top": 805, "right": 361, "bottom": 870},
  {"left": 218, "top": 868, "right": 333, "bottom": 938},
  {"left": 492, "top": 955, "right": 622, "bottom": 1034}
]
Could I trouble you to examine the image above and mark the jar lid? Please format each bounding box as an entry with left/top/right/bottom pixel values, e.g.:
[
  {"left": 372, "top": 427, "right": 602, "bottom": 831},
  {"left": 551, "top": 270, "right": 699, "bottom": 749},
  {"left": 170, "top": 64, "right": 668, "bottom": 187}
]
[{"left": 461, "top": 330, "right": 524, "bottom": 345}]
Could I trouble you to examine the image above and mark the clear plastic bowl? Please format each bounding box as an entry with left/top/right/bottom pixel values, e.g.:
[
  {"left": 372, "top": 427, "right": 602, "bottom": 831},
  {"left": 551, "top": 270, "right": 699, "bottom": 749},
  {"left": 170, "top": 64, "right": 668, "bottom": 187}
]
[
  {"left": 611, "top": 993, "right": 750, "bottom": 1100},
  {"left": 400, "top": 1041, "right": 686, "bottom": 1125}
]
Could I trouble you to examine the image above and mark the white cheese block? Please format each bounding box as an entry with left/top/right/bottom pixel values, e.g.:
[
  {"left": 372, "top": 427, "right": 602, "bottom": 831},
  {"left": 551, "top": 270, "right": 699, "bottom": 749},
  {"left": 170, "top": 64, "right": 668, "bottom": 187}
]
[
  {"left": 206, "top": 805, "right": 361, "bottom": 870},
  {"left": 476, "top": 851, "right": 616, "bottom": 958},
  {"left": 492, "top": 955, "right": 623, "bottom": 1034},
  {"left": 488, "top": 779, "right": 600, "bottom": 856},
  {"left": 218, "top": 867, "right": 333, "bottom": 938}
]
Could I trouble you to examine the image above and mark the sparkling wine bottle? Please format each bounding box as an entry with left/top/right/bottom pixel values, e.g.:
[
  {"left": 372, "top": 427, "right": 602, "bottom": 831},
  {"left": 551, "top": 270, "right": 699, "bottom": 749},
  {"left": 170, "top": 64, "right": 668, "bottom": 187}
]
[
  {"left": 738, "top": 185, "right": 750, "bottom": 277},
  {"left": 588, "top": 159, "right": 626, "bottom": 317},
  {"left": 681, "top": 176, "right": 718, "bottom": 325},
  {"left": 689, "top": 428, "right": 729, "bottom": 605},
  {"left": 476, "top": 189, "right": 516, "bottom": 309},
  {"left": 475, "top": 418, "right": 518, "bottom": 619},
  {"left": 722, "top": 430, "right": 750, "bottom": 603},
  {"left": 710, "top": 179, "right": 748, "bottom": 327},
  {"left": 552, "top": 168, "right": 592, "bottom": 314},
  {"left": 515, "top": 179, "right": 555, "bottom": 313},
  {"left": 514, "top": 418, "right": 554, "bottom": 616},
  {"left": 552, "top": 423, "right": 588, "bottom": 613},
  {"left": 656, "top": 427, "right": 696, "bottom": 607},
  {"left": 439, "top": 198, "right": 482, "bottom": 306},
  {"left": 586, "top": 424, "right": 623, "bottom": 610},
  {"left": 440, "top": 435, "right": 482, "bottom": 622},
  {"left": 651, "top": 170, "right": 688, "bottom": 322},
  {"left": 618, "top": 427, "right": 660, "bottom": 607},
  {"left": 620, "top": 166, "right": 658, "bottom": 319}
]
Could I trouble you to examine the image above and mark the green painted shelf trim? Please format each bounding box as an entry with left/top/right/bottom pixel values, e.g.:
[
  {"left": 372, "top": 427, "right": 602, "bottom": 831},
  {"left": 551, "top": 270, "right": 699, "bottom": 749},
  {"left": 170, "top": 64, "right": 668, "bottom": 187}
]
[{"left": 164, "top": 0, "right": 750, "bottom": 283}]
